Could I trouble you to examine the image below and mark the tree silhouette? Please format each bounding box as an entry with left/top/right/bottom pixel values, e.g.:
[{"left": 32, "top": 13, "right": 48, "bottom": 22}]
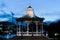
[{"left": 44, "top": 20, "right": 60, "bottom": 38}]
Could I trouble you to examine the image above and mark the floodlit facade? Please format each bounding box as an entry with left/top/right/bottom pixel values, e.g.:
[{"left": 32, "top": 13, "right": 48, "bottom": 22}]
[
  {"left": 16, "top": 6, "right": 45, "bottom": 36},
  {"left": 0, "top": 6, "right": 45, "bottom": 37}
]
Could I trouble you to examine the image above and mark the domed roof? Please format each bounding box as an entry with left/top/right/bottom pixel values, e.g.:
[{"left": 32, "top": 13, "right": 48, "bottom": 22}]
[
  {"left": 24, "top": 6, "right": 35, "bottom": 18},
  {"left": 17, "top": 6, "right": 44, "bottom": 21}
]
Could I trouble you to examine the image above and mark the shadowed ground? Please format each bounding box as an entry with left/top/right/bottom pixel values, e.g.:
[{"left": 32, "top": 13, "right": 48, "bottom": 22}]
[{"left": 0, "top": 36, "right": 50, "bottom": 40}]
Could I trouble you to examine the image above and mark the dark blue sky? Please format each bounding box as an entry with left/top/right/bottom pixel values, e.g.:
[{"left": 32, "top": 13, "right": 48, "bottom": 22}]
[{"left": 0, "top": 0, "right": 60, "bottom": 21}]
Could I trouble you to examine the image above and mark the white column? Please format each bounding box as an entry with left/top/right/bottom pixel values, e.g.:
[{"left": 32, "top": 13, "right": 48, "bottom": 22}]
[
  {"left": 42, "top": 22, "right": 43, "bottom": 36},
  {"left": 36, "top": 23, "right": 38, "bottom": 36},
  {"left": 39, "top": 22, "right": 43, "bottom": 36},
  {"left": 17, "top": 22, "right": 21, "bottom": 36},
  {"left": 27, "top": 22, "right": 29, "bottom": 36},
  {"left": 39, "top": 22, "right": 42, "bottom": 36}
]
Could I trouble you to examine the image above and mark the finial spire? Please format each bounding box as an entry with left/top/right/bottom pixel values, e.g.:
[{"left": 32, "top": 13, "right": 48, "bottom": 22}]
[{"left": 28, "top": 3, "right": 32, "bottom": 8}]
